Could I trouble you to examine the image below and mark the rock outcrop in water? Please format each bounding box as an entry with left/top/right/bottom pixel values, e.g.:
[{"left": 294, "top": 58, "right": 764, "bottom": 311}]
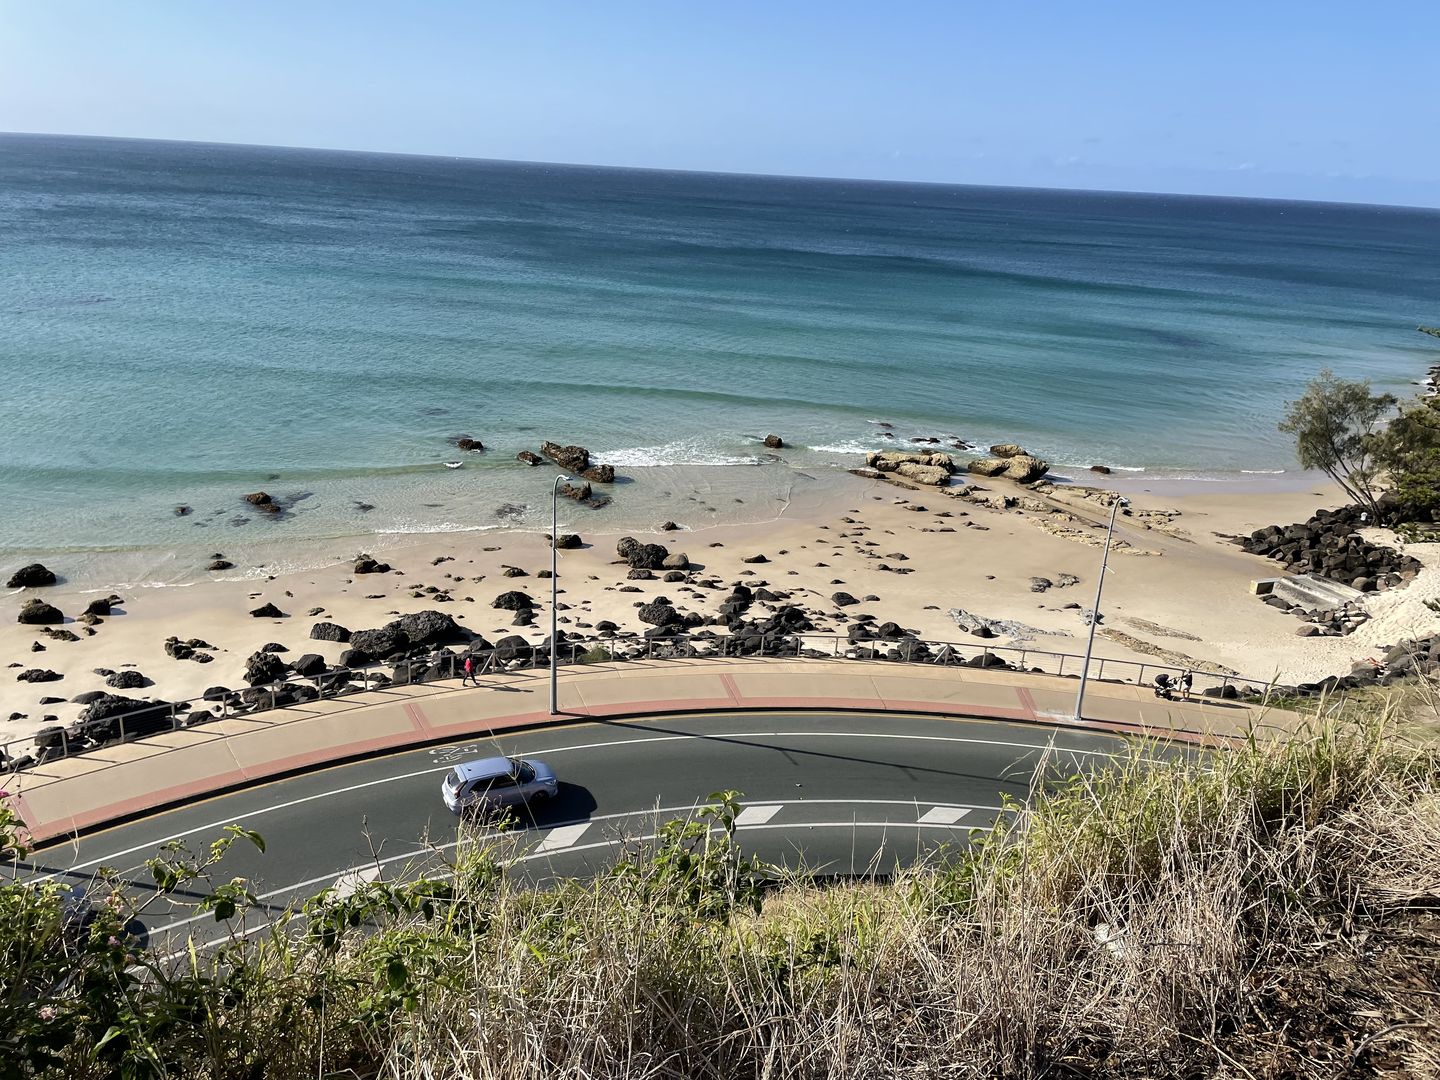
[{"left": 6, "top": 563, "right": 56, "bottom": 588}]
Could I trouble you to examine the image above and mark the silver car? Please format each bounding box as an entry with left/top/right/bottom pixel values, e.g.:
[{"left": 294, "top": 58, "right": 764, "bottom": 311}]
[{"left": 441, "top": 755, "right": 558, "bottom": 814}]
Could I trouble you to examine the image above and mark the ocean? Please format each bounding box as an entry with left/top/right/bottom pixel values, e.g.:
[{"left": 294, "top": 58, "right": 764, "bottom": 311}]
[{"left": 4, "top": 132, "right": 1440, "bottom": 582}]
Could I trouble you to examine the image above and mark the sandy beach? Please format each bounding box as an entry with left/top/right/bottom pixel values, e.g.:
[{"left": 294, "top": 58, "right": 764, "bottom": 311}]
[{"left": 8, "top": 464, "right": 1436, "bottom": 755}]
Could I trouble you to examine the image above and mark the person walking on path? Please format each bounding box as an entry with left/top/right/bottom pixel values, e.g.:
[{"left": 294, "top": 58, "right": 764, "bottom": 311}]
[
  {"left": 1179, "top": 670, "right": 1194, "bottom": 702},
  {"left": 462, "top": 654, "right": 477, "bottom": 687}
]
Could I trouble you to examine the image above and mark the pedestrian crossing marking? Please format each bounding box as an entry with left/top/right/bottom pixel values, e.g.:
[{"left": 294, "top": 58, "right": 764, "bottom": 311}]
[
  {"left": 734, "top": 804, "right": 783, "bottom": 826},
  {"left": 535, "top": 822, "right": 590, "bottom": 852},
  {"left": 917, "top": 806, "right": 969, "bottom": 825}
]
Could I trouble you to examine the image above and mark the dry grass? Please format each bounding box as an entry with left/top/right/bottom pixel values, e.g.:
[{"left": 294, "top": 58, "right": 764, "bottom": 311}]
[{"left": 11, "top": 704, "right": 1440, "bottom": 1079}]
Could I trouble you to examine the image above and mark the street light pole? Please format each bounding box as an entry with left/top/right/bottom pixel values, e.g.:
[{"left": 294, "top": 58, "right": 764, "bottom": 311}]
[
  {"left": 1073, "top": 494, "right": 1128, "bottom": 722},
  {"left": 550, "top": 475, "right": 571, "bottom": 716}
]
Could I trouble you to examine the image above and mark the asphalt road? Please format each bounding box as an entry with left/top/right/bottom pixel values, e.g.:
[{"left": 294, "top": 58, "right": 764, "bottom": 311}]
[{"left": 20, "top": 710, "right": 1134, "bottom": 947}]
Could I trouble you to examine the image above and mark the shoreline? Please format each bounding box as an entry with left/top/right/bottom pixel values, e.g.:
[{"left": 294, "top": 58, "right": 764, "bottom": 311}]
[
  {"left": 1, "top": 461, "right": 1336, "bottom": 595},
  {"left": 11, "top": 464, "right": 1435, "bottom": 755}
]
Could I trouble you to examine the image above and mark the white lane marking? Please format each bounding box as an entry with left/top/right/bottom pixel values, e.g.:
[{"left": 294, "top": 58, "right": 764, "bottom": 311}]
[
  {"left": 535, "top": 823, "right": 590, "bottom": 852},
  {"left": 42, "top": 721, "right": 1104, "bottom": 878},
  {"left": 918, "top": 806, "right": 970, "bottom": 825},
  {"left": 330, "top": 865, "right": 382, "bottom": 898},
  {"left": 734, "top": 804, "right": 782, "bottom": 826},
  {"left": 146, "top": 800, "right": 1003, "bottom": 940},
  {"left": 172, "top": 814, "right": 993, "bottom": 959}
]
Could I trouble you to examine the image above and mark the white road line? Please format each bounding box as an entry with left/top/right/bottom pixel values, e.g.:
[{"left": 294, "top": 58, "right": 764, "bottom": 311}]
[
  {"left": 330, "top": 865, "right": 382, "bottom": 898},
  {"left": 37, "top": 727, "right": 1115, "bottom": 879},
  {"left": 145, "top": 800, "right": 1005, "bottom": 939},
  {"left": 917, "top": 806, "right": 970, "bottom": 825},
  {"left": 173, "top": 814, "right": 996, "bottom": 958},
  {"left": 734, "top": 804, "right": 783, "bottom": 826},
  {"left": 534, "top": 823, "right": 590, "bottom": 852}
]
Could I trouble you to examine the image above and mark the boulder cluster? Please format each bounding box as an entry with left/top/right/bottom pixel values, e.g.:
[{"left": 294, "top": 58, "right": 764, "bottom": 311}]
[
  {"left": 966, "top": 444, "right": 1051, "bottom": 484},
  {"left": 862, "top": 451, "right": 958, "bottom": 486},
  {"left": 538, "top": 442, "right": 616, "bottom": 486},
  {"left": 1237, "top": 505, "right": 1421, "bottom": 591},
  {"left": 1269, "top": 597, "right": 1371, "bottom": 638}
]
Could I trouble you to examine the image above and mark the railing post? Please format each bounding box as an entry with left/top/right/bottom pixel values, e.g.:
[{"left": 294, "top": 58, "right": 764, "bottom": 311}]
[
  {"left": 1097, "top": 658, "right": 1105, "bottom": 681},
  {"left": 118, "top": 712, "right": 126, "bottom": 744},
  {"left": 1137, "top": 663, "right": 1146, "bottom": 688}
]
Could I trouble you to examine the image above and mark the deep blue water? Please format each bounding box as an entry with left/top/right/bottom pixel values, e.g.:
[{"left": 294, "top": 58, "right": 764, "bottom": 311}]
[{"left": 3, "top": 132, "right": 1439, "bottom": 559}]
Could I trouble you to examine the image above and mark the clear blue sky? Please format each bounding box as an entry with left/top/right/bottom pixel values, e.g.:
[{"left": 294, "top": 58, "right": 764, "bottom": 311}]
[{"left": 3, "top": 1, "right": 1437, "bottom": 206}]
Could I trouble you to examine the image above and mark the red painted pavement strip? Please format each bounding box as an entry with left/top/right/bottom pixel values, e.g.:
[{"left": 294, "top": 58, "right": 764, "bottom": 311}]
[
  {"left": 1016, "top": 687, "right": 1040, "bottom": 721},
  {"left": 18, "top": 685, "right": 1252, "bottom": 847}
]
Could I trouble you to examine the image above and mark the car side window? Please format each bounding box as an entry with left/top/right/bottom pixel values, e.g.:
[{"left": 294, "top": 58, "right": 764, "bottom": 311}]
[
  {"left": 490, "top": 773, "right": 518, "bottom": 789},
  {"left": 516, "top": 763, "right": 536, "bottom": 784}
]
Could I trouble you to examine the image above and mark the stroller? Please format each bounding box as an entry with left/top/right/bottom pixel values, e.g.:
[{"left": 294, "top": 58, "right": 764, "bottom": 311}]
[{"left": 1153, "top": 672, "right": 1177, "bottom": 701}]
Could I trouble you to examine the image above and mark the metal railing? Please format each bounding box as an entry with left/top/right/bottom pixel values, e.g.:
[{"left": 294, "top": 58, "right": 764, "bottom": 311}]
[{"left": 1, "top": 631, "right": 1280, "bottom": 773}]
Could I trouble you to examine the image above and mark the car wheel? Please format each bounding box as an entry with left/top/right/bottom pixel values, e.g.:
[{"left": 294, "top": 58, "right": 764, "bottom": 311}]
[{"left": 530, "top": 790, "right": 549, "bottom": 804}]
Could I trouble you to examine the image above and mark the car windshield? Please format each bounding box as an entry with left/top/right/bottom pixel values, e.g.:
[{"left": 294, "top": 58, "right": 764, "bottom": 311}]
[{"left": 513, "top": 760, "right": 536, "bottom": 784}]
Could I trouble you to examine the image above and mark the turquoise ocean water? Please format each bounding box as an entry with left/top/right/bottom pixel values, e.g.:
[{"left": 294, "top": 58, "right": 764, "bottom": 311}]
[{"left": 3, "top": 133, "right": 1440, "bottom": 581}]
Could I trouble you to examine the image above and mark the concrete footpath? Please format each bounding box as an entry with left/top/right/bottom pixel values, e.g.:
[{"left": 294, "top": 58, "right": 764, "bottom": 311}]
[{"left": 4, "top": 657, "right": 1299, "bottom": 845}]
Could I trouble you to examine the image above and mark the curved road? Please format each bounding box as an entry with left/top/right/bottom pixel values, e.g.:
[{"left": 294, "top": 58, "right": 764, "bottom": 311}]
[{"left": 22, "top": 711, "right": 1139, "bottom": 945}]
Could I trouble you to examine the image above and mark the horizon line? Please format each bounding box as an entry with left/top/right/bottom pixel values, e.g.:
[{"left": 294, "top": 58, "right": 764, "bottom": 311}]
[{"left": 3, "top": 128, "right": 1436, "bottom": 215}]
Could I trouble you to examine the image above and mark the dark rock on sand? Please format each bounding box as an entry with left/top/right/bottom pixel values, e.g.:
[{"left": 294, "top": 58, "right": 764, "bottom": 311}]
[
  {"left": 492, "top": 590, "right": 536, "bottom": 611},
  {"left": 742, "top": 554, "right": 769, "bottom": 564},
  {"left": 338, "top": 647, "right": 371, "bottom": 669},
  {"left": 17, "top": 669, "right": 62, "bottom": 683},
  {"left": 660, "top": 521, "right": 680, "bottom": 531},
  {"left": 1089, "top": 465, "right": 1112, "bottom": 475},
  {"left": 492, "top": 635, "right": 535, "bottom": 663},
  {"left": 83, "top": 598, "right": 112, "bottom": 617},
  {"left": 243, "top": 651, "right": 289, "bottom": 686},
  {"left": 347, "top": 626, "right": 408, "bottom": 659},
  {"left": 662, "top": 553, "right": 690, "bottom": 570},
  {"left": 628, "top": 543, "right": 669, "bottom": 570},
  {"left": 208, "top": 559, "right": 234, "bottom": 571},
  {"left": 394, "top": 609, "right": 467, "bottom": 646},
  {"left": 989, "top": 444, "right": 1025, "bottom": 458},
  {"left": 353, "top": 555, "right": 392, "bottom": 575},
  {"left": 6, "top": 563, "right": 57, "bottom": 588},
  {"left": 291, "top": 653, "right": 327, "bottom": 677},
  {"left": 310, "top": 621, "right": 351, "bottom": 643},
  {"left": 638, "top": 600, "right": 683, "bottom": 626},
  {"left": 17, "top": 599, "right": 63, "bottom": 625},
  {"left": 831, "top": 592, "right": 860, "bottom": 607},
  {"left": 550, "top": 533, "right": 582, "bottom": 549},
  {"left": 105, "top": 670, "right": 149, "bottom": 690},
  {"left": 582, "top": 463, "right": 615, "bottom": 484},
  {"left": 250, "top": 602, "right": 286, "bottom": 618},
  {"left": 628, "top": 568, "right": 655, "bottom": 580}
]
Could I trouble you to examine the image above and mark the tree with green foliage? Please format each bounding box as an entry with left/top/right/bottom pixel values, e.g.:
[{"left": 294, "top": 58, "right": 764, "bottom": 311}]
[
  {"left": 1372, "top": 396, "right": 1440, "bottom": 520},
  {"left": 1278, "top": 368, "right": 1395, "bottom": 519}
]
